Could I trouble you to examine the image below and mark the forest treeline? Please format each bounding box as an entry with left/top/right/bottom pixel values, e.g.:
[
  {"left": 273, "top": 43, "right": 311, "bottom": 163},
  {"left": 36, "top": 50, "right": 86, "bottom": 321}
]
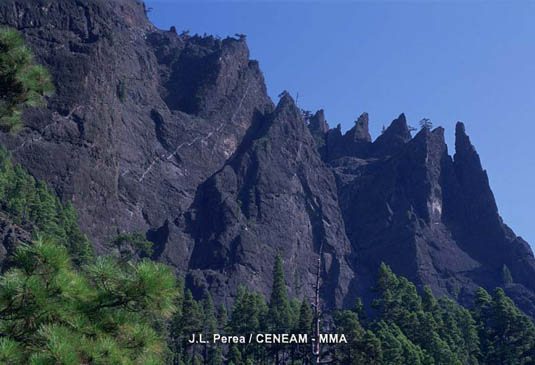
[{"left": 168, "top": 257, "right": 535, "bottom": 365}]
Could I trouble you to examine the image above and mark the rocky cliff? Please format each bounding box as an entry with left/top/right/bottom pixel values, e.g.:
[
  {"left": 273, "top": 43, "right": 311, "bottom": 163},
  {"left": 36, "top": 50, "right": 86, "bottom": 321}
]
[{"left": 1, "top": 0, "right": 535, "bottom": 314}]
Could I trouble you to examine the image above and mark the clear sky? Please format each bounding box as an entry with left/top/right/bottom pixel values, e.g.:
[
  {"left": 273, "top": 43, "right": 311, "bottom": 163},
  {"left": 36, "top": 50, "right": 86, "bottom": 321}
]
[{"left": 146, "top": 0, "right": 535, "bottom": 248}]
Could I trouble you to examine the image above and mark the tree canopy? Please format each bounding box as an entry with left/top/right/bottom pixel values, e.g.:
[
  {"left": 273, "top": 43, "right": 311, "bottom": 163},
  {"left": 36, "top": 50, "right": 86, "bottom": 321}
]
[{"left": 0, "top": 238, "right": 178, "bottom": 364}]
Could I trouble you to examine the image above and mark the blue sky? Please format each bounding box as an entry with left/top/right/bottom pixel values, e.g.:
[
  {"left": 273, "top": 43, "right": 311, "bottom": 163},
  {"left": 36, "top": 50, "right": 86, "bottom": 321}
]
[{"left": 146, "top": 1, "right": 535, "bottom": 248}]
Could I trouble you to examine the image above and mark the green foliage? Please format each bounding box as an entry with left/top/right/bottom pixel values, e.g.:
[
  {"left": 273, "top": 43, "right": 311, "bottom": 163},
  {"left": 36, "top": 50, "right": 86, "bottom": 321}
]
[
  {"left": 227, "top": 286, "right": 268, "bottom": 361},
  {"left": 216, "top": 304, "right": 227, "bottom": 331},
  {"left": 110, "top": 230, "right": 153, "bottom": 262},
  {"left": 0, "top": 148, "right": 92, "bottom": 263},
  {"left": 0, "top": 27, "right": 54, "bottom": 133},
  {"left": 0, "top": 238, "right": 178, "bottom": 364},
  {"left": 419, "top": 118, "right": 433, "bottom": 131},
  {"left": 297, "top": 299, "right": 313, "bottom": 335},
  {"left": 268, "top": 254, "right": 291, "bottom": 333},
  {"left": 167, "top": 260, "right": 535, "bottom": 365},
  {"left": 228, "top": 343, "right": 243, "bottom": 365},
  {"left": 268, "top": 254, "right": 293, "bottom": 362},
  {"left": 334, "top": 310, "right": 382, "bottom": 364},
  {"left": 369, "top": 263, "right": 481, "bottom": 364},
  {"left": 202, "top": 292, "right": 222, "bottom": 365},
  {"left": 477, "top": 288, "right": 535, "bottom": 364}
]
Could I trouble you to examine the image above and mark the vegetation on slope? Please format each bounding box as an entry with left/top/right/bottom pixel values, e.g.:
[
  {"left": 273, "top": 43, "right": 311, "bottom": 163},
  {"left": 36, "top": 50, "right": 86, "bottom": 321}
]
[
  {"left": 0, "top": 147, "right": 93, "bottom": 264},
  {"left": 168, "top": 260, "right": 535, "bottom": 365}
]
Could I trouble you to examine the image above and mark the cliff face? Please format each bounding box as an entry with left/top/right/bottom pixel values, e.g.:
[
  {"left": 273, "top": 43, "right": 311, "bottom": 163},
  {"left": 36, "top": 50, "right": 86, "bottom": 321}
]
[
  {"left": 0, "top": 0, "right": 273, "bottom": 260},
  {"left": 1, "top": 0, "right": 535, "bottom": 313},
  {"left": 328, "top": 116, "right": 535, "bottom": 313},
  {"left": 185, "top": 93, "right": 353, "bottom": 307}
]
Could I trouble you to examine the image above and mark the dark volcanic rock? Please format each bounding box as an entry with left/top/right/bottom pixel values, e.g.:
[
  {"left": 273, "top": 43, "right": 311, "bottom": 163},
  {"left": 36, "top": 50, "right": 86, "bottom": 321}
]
[
  {"left": 0, "top": 214, "right": 32, "bottom": 265},
  {"left": 184, "top": 93, "right": 353, "bottom": 307},
  {"left": 333, "top": 121, "right": 535, "bottom": 312},
  {"left": 0, "top": 0, "right": 273, "bottom": 265},
  {"left": 324, "top": 113, "right": 373, "bottom": 161},
  {"left": 2, "top": 0, "right": 535, "bottom": 315},
  {"left": 371, "top": 113, "right": 412, "bottom": 156},
  {"left": 346, "top": 112, "right": 371, "bottom": 143},
  {"left": 308, "top": 109, "right": 329, "bottom": 136}
]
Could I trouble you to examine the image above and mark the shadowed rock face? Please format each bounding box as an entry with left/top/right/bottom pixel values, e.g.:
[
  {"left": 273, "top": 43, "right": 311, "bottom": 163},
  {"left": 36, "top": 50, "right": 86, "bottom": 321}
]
[
  {"left": 330, "top": 118, "right": 535, "bottom": 312},
  {"left": 185, "top": 94, "right": 353, "bottom": 307},
  {"left": 2, "top": 0, "right": 535, "bottom": 314}
]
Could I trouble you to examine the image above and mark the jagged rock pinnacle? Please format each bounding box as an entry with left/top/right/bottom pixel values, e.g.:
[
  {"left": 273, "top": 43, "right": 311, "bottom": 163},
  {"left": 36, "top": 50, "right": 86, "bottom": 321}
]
[
  {"left": 371, "top": 113, "right": 412, "bottom": 156},
  {"left": 309, "top": 109, "right": 329, "bottom": 135},
  {"left": 346, "top": 112, "right": 371, "bottom": 142}
]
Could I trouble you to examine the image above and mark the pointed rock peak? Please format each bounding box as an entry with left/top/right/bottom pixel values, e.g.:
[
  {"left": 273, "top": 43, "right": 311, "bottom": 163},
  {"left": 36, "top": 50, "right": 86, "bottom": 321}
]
[
  {"left": 411, "top": 125, "right": 446, "bottom": 154},
  {"left": 455, "top": 121, "right": 476, "bottom": 156},
  {"left": 269, "top": 91, "right": 307, "bottom": 134},
  {"left": 454, "top": 122, "right": 484, "bottom": 172},
  {"left": 388, "top": 113, "right": 410, "bottom": 138},
  {"left": 346, "top": 112, "right": 371, "bottom": 142},
  {"left": 378, "top": 113, "right": 411, "bottom": 142},
  {"left": 456, "top": 121, "right": 466, "bottom": 135},
  {"left": 276, "top": 91, "right": 297, "bottom": 110},
  {"left": 273, "top": 90, "right": 302, "bottom": 120},
  {"left": 314, "top": 109, "right": 325, "bottom": 121},
  {"left": 357, "top": 112, "right": 369, "bottom": 124},
  {"left": 371, "top": 113, "right": 412, "bottom": 156},
  {"left": 432, "top": 126, "right": 445, "bottom": 138},
  {"left": 309, "top": 109, "right": 329, "bottom": 134}
]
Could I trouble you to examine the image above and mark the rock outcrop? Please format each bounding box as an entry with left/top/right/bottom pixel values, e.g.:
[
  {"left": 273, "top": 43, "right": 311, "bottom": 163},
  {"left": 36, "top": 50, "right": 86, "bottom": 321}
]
[
  {"left": 2, "top": 0, "right": 535, "bottom": 314},
  {"left": 185, "top": 93, "right": 353, "bottom": 306}
]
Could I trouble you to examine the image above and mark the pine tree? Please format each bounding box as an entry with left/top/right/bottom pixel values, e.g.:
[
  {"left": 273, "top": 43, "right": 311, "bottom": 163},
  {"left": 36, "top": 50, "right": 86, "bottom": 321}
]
[
  {"left": 334, "top": 310, "right": 365, "bottom": 364},
  {"left": 353, "top": 297, "right": 366, "bottom": 321},
  {"left": 268, "top": 253, "right": 292, "bottom": 363},
  {"left": 422, "top": 286, "right": 438, "bottom": 312},
  {"left": 296, "top": 299, "right": 313, "bottom": 364},
  {"left": 439, "top": 297, "right": 480, "bottom": 364},
  {"left": 110, "top": 230, "right": 153, "bottom": 262},
  {"left": 374, "top": 321, "right": 425, "bottom": 365},
  {"left": 202, "top": 291, "right": 222, "bottom": 365},
  {"left": 0, "top": 27, "right": 54, "bottom": 133},
  {"left": 477, "top": 288, "right": 535, "bottom": 364},
  {"left": 181, "top": 289, "right": 203, "bottom": 362},
  {"left": 216, "top": 304, "right": 228, "bottom": 332},
  {"left": 0, "top": 148, "right": 92, "bottom": 263},
  {"left": 297, "top": 299, "right": 313, "bottom": 334},
  {"left": 228, "top": 343, "right": 243, "bottom": 365},
  {"left": 192, "top": 354, "right": 203, "bottom": 365},
  {"left": 0, "top": 238, "right": 178, "bottom": 363},
  {"left": 169, "top": 280, "right": 185, "bottom": 364},
  {"left": 419, "top": 118, "right": 433, "bottom": 131},
  {"left": 268, "top": 254, "right": 291, "bottom": 332}
]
